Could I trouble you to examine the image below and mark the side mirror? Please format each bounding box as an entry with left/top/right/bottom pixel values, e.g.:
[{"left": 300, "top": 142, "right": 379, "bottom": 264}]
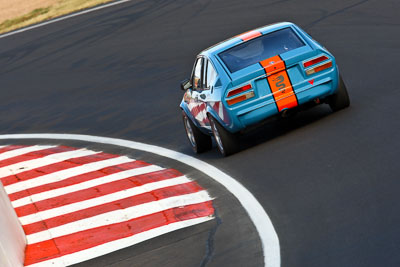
[{"left": 180, "top": 78, "right": 191, "bottom": 91}]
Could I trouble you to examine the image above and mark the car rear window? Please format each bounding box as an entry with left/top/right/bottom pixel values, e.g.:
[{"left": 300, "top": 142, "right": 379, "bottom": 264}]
[{"left": 219, "top": 28, "right": 305, "bottom": 73}]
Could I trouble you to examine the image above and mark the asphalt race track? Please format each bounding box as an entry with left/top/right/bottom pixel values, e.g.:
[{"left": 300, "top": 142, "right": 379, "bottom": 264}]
[{"left": 0, "top": 0, "right": 399, "bottom": 266}]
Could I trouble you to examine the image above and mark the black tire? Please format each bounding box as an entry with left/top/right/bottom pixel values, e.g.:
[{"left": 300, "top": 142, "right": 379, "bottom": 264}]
[
  {"left": 182, "top": 111, "right": 212, "bottom": 153},
  {"left": 328, "top": 75, "right": 350, "bottom": 112},
  {"left": 209, "top": 116, "right": 239, "bottom": 156}
]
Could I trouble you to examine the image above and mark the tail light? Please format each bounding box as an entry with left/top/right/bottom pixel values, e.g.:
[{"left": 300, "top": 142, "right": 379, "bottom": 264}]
[
  {"left": 226, "top": 83, "right": 254, "bottom": 106},
  {"left": 305, "top": 61, "right": 333, "bottom": 75},
  {"left": 303, "top": 55, "right": 328, "bottom": 68},
  {"left": 227, "top": 84, "right": 252, "bottom": 97},
  {"left": 303, "top": 55, "right": 332, "bottom": 76},
  {"left": 227, "top": 91, "right": 255, "bottom": 106}
]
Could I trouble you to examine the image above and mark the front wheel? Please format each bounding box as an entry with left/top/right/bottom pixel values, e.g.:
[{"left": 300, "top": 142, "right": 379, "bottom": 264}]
[
  {"left": 182, "top": 111, "right": 212, "bottom": 154},
  {"left": 328, "top": 75, "right": 350, "bottom": 112},
  {"left": 209, "top": 116, "right": 239, "bottom": 156}
]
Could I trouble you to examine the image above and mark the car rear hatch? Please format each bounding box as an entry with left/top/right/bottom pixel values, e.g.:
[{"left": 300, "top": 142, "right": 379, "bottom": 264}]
[{"left": 218, "top": 27, "right": 334, "bottom": 112}]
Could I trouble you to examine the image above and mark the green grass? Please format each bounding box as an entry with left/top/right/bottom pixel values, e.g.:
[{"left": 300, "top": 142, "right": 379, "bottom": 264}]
[
  {"left": 0, "top": 7, "right": 50, "bottom": 32},
  {"left": 0, "top": 0, "right": 114, "bottom": 34}
]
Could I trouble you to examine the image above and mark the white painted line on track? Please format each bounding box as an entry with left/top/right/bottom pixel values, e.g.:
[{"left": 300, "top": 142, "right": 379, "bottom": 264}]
[
  {"left": 11, "top": 163, "right": 160, "bottom": 208},
  {"left": 12, "top": 164, "right": 154, "bottom": 207},
  {"left": 26, "top": 189, "right": 212, "bottom": 244},
  {"left": 0, "top": 149, "right": 98, "bottom": 179},
  {"left": 0, "top": 0, "right": 133, "bottom": 39},
  {"left": 0, "top": 145, "right": 55, "bottom": 161},
  {"left": 20, "top": 174, "right": 187, "bottom": 226},
  {"left": 28, "top": 216, "right": 214, "bottom": 267},
  {"left": 5, "top": 155, "right": 133, "bottom": 194},
  {"left": 0, "top": 134, "right": 281, "bottom": 267}
]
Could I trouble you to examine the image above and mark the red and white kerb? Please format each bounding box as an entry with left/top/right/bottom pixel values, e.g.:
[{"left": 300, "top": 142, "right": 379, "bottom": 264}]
[{"left": 0, "top": 145, "right": 214, "bottom": 267}]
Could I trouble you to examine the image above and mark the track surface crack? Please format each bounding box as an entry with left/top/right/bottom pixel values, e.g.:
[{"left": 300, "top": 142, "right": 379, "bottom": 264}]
[
  {"left": 305, "top": 0, "right": 370, "bottom": 29},
  {"left": 199, "top": 202, "right": 221, "bottom": 267}
]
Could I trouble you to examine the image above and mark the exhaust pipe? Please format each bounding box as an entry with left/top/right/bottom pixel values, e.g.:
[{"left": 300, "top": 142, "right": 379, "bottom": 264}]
[{"left": 281, "top": 109, "right": 290, "bottom": 118}]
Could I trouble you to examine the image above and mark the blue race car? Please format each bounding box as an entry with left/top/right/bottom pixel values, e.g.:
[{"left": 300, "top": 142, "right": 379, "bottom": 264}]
[{"left": 180, "top": 22, "right": 350, "bottom": 156}]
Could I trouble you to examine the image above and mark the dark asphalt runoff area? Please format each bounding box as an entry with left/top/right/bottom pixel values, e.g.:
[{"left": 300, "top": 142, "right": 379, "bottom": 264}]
[{"left": 0, "top": 0, "right": 399, "bottom": 266}]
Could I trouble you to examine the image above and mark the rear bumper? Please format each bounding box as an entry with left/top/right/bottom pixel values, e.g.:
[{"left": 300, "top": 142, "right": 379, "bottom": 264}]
[
  {"left": 296, "top": 78, "right": 337, "bottom": 105},
  {"left": 225, "top": 70, "right": 338, "bottom": 132}
]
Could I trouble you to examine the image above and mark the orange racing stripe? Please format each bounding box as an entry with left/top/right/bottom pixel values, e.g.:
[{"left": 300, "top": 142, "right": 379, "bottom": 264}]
[
  {"left": 260, "top": 55, "right": 298, "bottom": 112},
  {"left": 238, "top": 30, "right": 262, "bottom": 42}
]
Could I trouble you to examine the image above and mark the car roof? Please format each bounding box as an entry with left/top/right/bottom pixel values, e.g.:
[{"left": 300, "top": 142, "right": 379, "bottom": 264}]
[{"left": 200, "top": 22, "right": 295, "bottom": 58}]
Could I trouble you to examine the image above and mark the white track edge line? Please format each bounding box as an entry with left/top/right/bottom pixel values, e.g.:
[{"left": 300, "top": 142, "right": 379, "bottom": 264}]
[
  {"left": 0, "top": 0, "right": 133, "bottom": 39},
  {"left": 0, "top": 133, "right": 280, "bottom": 267}
]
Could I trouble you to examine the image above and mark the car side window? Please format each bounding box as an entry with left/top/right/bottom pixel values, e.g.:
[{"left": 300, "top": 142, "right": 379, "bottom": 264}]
[
  {"left": 206, "top": 60, "right": 217, "bottom": 88},
  {"left": 192, "top": 58, "right": 203, "bottom": 90},
  {"left": 202, "top": 59, "right": 208, "bottom": 89}
]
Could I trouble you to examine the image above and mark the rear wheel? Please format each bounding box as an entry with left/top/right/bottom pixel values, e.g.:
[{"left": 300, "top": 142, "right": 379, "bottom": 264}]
[
  {"left": 182, "top": 111, "right": 212, "bottom": 153},
  {"left": 209, "top": 116, "right": 239, "bottom": 157},
  {"left": 328, "top": 75, "right": 350, "bottom": 112}
]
